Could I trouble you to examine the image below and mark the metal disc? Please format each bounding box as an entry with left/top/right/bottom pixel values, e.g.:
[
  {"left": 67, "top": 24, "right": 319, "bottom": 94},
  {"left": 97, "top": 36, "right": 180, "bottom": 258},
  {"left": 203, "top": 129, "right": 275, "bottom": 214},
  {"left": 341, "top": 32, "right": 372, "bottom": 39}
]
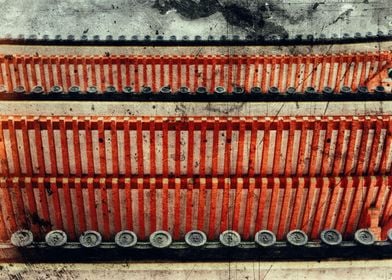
[
  {"left": 114, "top": 230, "right": 138, "bottom": 248},
  {"left": 320, "top": 229, "right": 342, "bottom": 246},
  {"left": 50, "top": 85, "right": 63, "bottom": 94},
  {"left": 254, "top": 230, "right": 276, "bottom": 247},
  {"left": 32, "top": 85, "right": 44, "bottom": 94},
  {"left": 45, "top": 230, "right": 67, "bottom": 247},
  {"left": 219, "top": 230, "right": 241, "bottom": 247},
  {"left": 79, "top": 230, "right": 102, "bottom": 248},
  {"left": 184, "top": 230, "right": 207, "bottom": 247},
  {"left": 13, "top": 86, "right": 26, "bottom": 94},
  {"left": 387, "top": 228, "right": 392, "bottom": 242},
  {"left": 354, "top": 229, "right": 375, "bottom": 246},
  {"left": 11, "top": 230, "right": 34, "bottom": 247},
  {"left": 286, "top": 230, "right": 308, "bottom": 246},
  {"left": 86, "top": 86, "right": 98, "bottom": 94},
  {"left": 149, "top": 230, "right": 172, "bottom": 248},
  {"left": 68, "top": 85, "right": 81, "bottom": 94}
]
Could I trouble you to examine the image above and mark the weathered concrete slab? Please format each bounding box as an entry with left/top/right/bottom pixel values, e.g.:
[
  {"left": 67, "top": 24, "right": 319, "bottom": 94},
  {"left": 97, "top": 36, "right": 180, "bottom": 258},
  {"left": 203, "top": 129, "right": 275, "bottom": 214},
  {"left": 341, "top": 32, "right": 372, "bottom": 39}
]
[{"left": 0, "top": 0, "right": 390, "bottom": 40}]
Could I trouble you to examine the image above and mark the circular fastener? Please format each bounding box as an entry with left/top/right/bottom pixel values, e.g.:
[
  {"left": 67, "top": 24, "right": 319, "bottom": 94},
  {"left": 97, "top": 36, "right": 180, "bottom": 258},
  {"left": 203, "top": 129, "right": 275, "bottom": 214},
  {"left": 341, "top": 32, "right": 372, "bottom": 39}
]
[
  {"left": 11, "top": 230, "right": 34, "bottom": 247},
  {"left": 122, "top": 86, "right": 133, "bottom": 94},
  {"left": 251, "top": 87, "right": 262, "bottom": 94},
  {"left": 45, "top": 230, "right": 67, "bottom": 247},
  {"left": 160, "top": 86, "right": 171, "bottom": 94},
  {"left": 32, "top": 85, "right": 44, "bottom": 94},
  {"left": 86, "top": 86, "right": 98, "bottom": 94},
  {"left": 254, "top": 230, "right": 276, "bottom": 247},
  {"left": 68, "top": 85, "right": 81, "bottom": 94},
  {"left": 141, "top": 86, "right": 152, "bottom": 95},
  {"left": 374, "top": 86, "right": 385, "bottom": 94},
  {"left": 286, "top": 230, "right": 308, "bottom": 246},
  {"left": 232, "top": 86, "right": 244, "bottom": 95},
  {"left": 185, "top": 230, "right": 207, "bottom": 247},
  {"left": 305, "top": 86, "right": 316, "bottom": 95},
  {"left": 340, "top": 86, "right": 351, "bottom": 95},
  {"left": 320, "top": 229, "right": 342, "bottom": 246},
  {"left": 387, "top": 228, "right": 392, "bottom": 242},
  {"left": 114, "top": 230, "right": 138, "bottom": 248},
  {"left": 50, "top": 85, "right": 63, "bottom": 94},
  {"left": 0, "top": 85, "right": 6, "bottom": 93},
  {"left": 79, "top": 230, "right": 102, "bottom": 248},
  {"left": 196, "top": 86, "right": 208, "bottom": 95},
  {"left": 14, "top": 86, "right": 26, "bottom": 94},
  {"left": 322, "top": 86, "right": 334, "bottom": 95},
  {"left": 268, "top": 86, "right": 279, "bottom": 95},
  {"left": 214, "top": 86, "right": 226, "bottom": 95},
  {"left": 178, "top": 86, "right": 190, "bottom": 95},
  {"left": 354, "top": 229, "right": 375, "bottom": 245},
  {"left": 150, "top": 230, "right": 172, "bottom": 248},
  {"left": 357, "top": 86, "right": 368, "bottom": 95},
  {"left": 105, "top": 86, "right": 116, "bottom": 94},
  {"left": 219, "top": 230, "right": 241, "bottom": 247},
  {"left": 286, "top": 87, "right": 296, "bottom": 95}
]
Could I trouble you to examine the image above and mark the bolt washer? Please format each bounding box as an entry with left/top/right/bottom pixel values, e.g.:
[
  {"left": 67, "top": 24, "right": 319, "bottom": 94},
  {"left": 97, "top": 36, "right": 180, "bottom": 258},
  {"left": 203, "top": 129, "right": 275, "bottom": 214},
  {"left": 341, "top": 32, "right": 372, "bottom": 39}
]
[
  {"left": 320, "top": 229, "right": 342, "bottom": 246},
  {"left": 286, "top": 230, "right": 308, "bottom": 246},
  {"left": 354, "top": 229, "right": 375, "bottom": 245},
  {"left": 32, "top": 85, "right": 44, "bottom": 94},
  {"left": 50, "top": 85, "right": 63, "bottom": 94},
  {"left": 79, "top": 230, "right": 102, "bottom": 248},
  {"left": 149, "top": 230, "right": 172, "bottom": 248},
  {"left": 387, "top": 229, "right": 392, "bottom": 242},
  {"left": 114, "top": 230, "right": 138, "bottom": 248},
  {"left": 185, "top": 230, "right": 207, "bottom": 247},
  {"left": 45, "top": 230, "right": 67, "bottom": 247},
  {"left": 254, "top": 230, "right": 276, "bottom": 247},
  {"left": 11, "top": 230, "right": 34, "bottom": 247},
  {"left": 219, "top": 230, "right": 241, "bottom": 247}
]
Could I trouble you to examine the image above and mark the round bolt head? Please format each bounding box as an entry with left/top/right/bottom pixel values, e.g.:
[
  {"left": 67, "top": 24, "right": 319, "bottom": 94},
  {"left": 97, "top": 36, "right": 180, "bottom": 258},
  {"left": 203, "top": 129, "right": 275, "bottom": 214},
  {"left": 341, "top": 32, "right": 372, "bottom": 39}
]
[
  {"left": 185, "top": 230, "right": 207, "bottom": 247},
  {"left": 286, "top": 87, "right": 296, "bottom": 95},
  {"left": 250, "top": 87, "right": 262, "bottom": 94},
  {"left": 357, "top": 86, "right": 368, "bottom": 94},
  {"left": 214, "top": 86, "right": 226, "bottom": 95},
  {"left": 254, "top": 230, "right": 276, "bottom": 247},
  {"left": 178, "top": 86, "right": 190, "bottom": 95},
  {"left": 219, "top": 230, "right": 241, "bottom": 247},
  {"left": 11, "top": 230, "right": 34, "bottom": 247},
  {"left": 86, "top": 86, "right": 98, "bottom": 94},
  {"left": 32, "top": 85, "right": 44, "bottom": 94},
  {"left": 286, "top": 230, "right": 308, "bottom": 246},
  {"left": 387, "top": 228, "right": 392, "bottom": 242},
  {"left": 50, "top": 85, "right": 63, "bottom": 94},
  {"left": 68, "top": 85, "right": 81, "bottom": 94},
  {"left": 320, "top": 229, "right": 342, "bottom": 246},
  {"left": 13, "top": 86, "right": 26, "bottom": 94},
  {"left": 141, "top": 86, "right": 152, "bottom": 95},
  {"left": 305, "top": 86, "right": 316, "bottom": 95},
  {"left": 268, "top": 86, "right": 279, "bottom": 95},
  {"left": 79, "top": 230, "right": 102, "bottom": 248},
  {"left": 105, "top": 86, "right": 116, "bottom": 94},
  {"left": 115, "top": 230, "right": 138, "bottom": 248},
  {"left": 340, "top": 86, "right": 351, "bottom": 94},
  {"left": 322, "top": 86, "right": 334, "bottom": 95},
  {"left": 354, "top": 229, "right": 375, "bottom": 245},
  {"left": 150, "top": 230, "right": 172, "bottom": 248},
  {"left": 375, "top": 86, "right": 385, "bottom": 94},
  {"left": 160, "top": 86, "right": 171, "bottom": 94},
  {"left": 45, "top": 230, "right": 67, "bottom": 247},
  {"left": 232, "top": 86, "right": 244, "bottom": 95},
  {"left": 196, "top": 87, "right": 207, "bottom": 95},
  {"left": 122, "top": 86, "right": 133, "bottom": 94}
]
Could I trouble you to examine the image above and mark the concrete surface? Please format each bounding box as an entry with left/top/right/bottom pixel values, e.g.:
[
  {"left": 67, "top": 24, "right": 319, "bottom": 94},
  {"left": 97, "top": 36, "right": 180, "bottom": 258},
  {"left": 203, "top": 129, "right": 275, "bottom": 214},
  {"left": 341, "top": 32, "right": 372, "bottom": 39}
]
[
  {"left": 1, "top": 261, "right": 392, "bottom": 280},
  {"left": 0, "top": 0, "right": 390, "bottom": 40}
]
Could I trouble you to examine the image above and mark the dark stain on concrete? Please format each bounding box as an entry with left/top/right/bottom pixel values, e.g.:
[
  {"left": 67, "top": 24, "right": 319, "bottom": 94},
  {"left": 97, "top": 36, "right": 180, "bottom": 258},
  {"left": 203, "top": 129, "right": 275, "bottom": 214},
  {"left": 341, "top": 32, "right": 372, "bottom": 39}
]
[{"left": 153, "top": 0, "right": 289, "bottom": 38}]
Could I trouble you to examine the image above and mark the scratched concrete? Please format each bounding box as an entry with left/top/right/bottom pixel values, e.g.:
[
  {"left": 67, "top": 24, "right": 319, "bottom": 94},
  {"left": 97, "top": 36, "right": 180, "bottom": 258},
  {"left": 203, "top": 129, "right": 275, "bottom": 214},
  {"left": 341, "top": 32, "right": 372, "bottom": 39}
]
[
  {"left": 0, "top": 0, "right": 390, "bottom": 40},
  {"left": 1, "top": 261, "right": 392, "bottom": 280}
]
